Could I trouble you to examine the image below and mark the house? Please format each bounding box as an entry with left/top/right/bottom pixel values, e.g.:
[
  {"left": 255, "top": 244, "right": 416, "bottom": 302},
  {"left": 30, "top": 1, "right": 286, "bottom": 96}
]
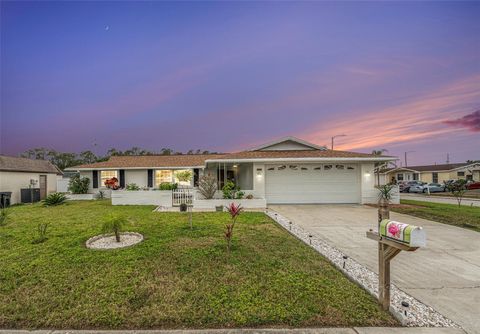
[
  {"left": 0, "top": 155, "right": 62, "bottom": 205},
  {"left": 66, "top": 137, "right": 394, "bottom": 205},
  {"left": 379, "top": 162, "right": 480, "bottom": 185}
]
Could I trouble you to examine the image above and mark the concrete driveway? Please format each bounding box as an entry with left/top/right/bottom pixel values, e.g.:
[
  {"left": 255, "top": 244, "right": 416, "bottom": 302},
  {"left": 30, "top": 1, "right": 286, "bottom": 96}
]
[{"left": 269, "top": 204, "right": 480, "bottom": 334}]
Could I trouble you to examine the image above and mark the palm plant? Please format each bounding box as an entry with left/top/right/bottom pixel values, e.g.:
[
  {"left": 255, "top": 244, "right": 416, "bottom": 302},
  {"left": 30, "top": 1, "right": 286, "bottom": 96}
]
[{"left": 43, "top": 193, "right": 67, "bottom": 206}]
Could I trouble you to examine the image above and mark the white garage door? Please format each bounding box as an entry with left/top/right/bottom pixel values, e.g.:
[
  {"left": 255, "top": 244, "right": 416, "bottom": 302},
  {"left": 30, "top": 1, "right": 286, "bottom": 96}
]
[{"left": 265, "top": 163, "right": 360, "bottom": 204}]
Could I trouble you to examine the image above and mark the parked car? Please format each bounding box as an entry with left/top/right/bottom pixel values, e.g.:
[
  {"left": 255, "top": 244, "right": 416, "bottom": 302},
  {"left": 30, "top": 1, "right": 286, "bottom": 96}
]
[
  {"left": 400, "top": 181, "right": 424, "bottom": 193},
  {"left": 422, "top": 183, "right": 446, "bottom": 193},
  {"left": 467, "top": 181, "right": 480, "bottom": 190}
]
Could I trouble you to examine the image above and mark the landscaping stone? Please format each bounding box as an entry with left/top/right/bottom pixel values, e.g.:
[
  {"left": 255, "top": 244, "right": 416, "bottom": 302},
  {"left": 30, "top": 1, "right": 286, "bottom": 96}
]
[
  {"left": 85, "top": 232, "right": 143, "bottom": 249},
  {"left": 265, "top": 210, "right": 459, "bottom": 329}
]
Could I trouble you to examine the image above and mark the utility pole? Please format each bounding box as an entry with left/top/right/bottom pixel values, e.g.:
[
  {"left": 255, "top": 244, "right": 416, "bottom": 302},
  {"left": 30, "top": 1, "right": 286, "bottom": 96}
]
[
  {"left": 446, "top": 153, "right": 450, "bottom": 164},
  {"left": 404, "top": 151, "right": 415, "bottom": 167},
  {"left": 331, "top": 134, "right": 347, "bottom": 150}
]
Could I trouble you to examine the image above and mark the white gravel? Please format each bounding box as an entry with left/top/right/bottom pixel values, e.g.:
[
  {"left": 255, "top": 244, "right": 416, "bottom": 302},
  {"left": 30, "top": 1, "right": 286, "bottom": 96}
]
[
  {"left": 86, "top": 232, "right": 143, "bottom": 249},
  {"left": 265, "top": 209, "right": 459, "bottom": 329}
]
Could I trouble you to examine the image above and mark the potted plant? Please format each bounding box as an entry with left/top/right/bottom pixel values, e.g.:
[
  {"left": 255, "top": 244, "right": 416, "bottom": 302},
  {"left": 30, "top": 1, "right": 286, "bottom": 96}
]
[{"left": 179, "top": 203, "right": 188, "bottom": 212}]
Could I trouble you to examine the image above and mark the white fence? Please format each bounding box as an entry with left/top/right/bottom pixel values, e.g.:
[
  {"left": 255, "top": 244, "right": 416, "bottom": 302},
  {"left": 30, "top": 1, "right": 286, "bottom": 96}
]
[
  {"left": 57, "top": 178, "right": 70, "bottom": 193},
  {"left": 172, "top": 188, "right": 193, "bottom": 206},
  {"left": 111, "top": 190, "right": 171, "bottom": 206}
]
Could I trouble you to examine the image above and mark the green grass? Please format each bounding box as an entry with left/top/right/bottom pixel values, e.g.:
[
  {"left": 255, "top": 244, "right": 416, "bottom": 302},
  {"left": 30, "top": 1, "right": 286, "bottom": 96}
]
[
  {"left": 394, "top": 200, "right": 480, "bottom": 232},
  {"left": 0, "top": 200, "right": 396, "bottom": 329}
]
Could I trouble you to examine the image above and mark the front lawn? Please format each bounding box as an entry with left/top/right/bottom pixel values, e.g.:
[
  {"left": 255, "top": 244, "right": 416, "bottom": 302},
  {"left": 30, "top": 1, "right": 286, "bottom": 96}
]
[
  {"left": 393, "top": 200, "right": 480, "bottom": 232},
  {"left": 0, "top": 200, "right": 396, "bottom": 329}
]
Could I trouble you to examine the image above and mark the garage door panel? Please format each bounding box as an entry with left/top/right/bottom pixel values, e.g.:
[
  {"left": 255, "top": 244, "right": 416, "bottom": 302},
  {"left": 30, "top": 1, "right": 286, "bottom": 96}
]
[{"left": 265, "top": 163, "right": 360, "bottom": 204}]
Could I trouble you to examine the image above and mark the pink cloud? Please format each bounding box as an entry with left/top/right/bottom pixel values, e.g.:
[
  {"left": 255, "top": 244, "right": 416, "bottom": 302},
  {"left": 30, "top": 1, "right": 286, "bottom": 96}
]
[{"left": 443, "top": 110, "right": 480, "bottom": 132}]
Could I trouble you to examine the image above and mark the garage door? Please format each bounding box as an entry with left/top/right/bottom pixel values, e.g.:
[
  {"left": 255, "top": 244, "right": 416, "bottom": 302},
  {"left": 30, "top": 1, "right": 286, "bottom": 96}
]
[{"left": 265, "top": 163, "right": 360, "bottom": 204}]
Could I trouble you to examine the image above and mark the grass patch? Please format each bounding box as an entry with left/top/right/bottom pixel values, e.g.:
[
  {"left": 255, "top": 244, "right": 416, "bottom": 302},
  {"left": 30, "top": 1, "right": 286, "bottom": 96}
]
[
  {"left": 0, "top": 200, "right": 396, "bottom": 329},
  {"left": 394, "top": 200, "right": 480, "bottom": 232}
]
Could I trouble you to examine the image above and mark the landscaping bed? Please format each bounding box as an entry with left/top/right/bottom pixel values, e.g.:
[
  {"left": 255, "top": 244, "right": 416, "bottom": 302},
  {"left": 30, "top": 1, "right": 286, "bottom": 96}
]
[
  {"left": 0, "top": 200, "right": 396, "bottom": 329},
  {"left": 392, "top": 200, "right": 480, "bottom": 232}
]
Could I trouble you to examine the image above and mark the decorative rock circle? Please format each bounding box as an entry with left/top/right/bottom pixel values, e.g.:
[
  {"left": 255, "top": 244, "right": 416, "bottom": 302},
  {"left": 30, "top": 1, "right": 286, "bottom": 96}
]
[{"left": 86, "top": 232, "right": 143, "bottom": 250}]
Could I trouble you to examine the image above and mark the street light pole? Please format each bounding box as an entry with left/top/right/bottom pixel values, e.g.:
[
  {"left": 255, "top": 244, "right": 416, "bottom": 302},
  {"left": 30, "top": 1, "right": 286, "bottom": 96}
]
[{"left": 331, "top": 134, "right": 347, "bottom": 150}]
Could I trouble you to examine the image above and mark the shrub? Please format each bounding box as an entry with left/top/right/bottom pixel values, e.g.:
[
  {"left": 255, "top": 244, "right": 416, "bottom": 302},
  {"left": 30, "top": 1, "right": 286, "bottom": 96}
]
[
  {"left": 222, "top": 181, "right": 244, "bottom": 199},
  {"left": 96, "top": 190, "right": 105, "bottom": 199},
  {"left": 43, "top": 193, "right": 67, "bottom": 206},
  {"left": 32, "top": 223, "right": 49, "bottom": 244},
  {"left": 102, "top": 214, "right": 126, "bottom": 242},
  {"left": 198, "top": 174, "right": 217, "bottom": 199},
  {"left": 175, "top": 170, "right": 192, "bottom": 183},
  {"left": 68, "top": 175, "right": 90, "bottom": 194},
  {"left": 104, "top": 177, "right": 119, "bottom": 190},
  {"left": 126, "top": 183, "right": 140, "bottom": 191},
  {"left": 158, "top": 182, "right": 178, "bottom": 190},
  {"left": 245, "top": 194, "right": 254, "bottom": 199},
  {"left": 224, "top": 203, "right": 243, "bottom": 252},
  {"left": 0, "top": 207, "right": 9, "bottom": 226}
]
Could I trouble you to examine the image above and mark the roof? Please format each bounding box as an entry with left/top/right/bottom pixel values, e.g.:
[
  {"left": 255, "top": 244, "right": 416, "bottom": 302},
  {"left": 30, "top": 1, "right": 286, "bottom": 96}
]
[
  {"left": 248, "top": 136, "right": 326, "bottom": 151},
  {"left": 67, "top": 150, "right": 393, "bottom": 170},
  {"left": 0, "top": 155, "right": 62, "bottom": 174},
  {"left": 69, "top": 154, "right": 222, "bottom": 169},
  {"left": 380, "top": 163, "right": 471, "bottom": 173}
]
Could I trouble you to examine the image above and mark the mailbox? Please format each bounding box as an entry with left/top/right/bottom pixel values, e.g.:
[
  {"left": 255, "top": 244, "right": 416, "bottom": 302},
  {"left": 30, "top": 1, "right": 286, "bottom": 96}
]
[{"left": 379, "top": 219, "right": 426, "bottom": 247}]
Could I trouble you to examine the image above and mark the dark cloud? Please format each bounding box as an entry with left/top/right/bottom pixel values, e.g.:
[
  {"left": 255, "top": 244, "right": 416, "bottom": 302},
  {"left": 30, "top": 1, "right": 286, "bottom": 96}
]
[{"left": 444, "top": 110, "right": 480, "bottom": 132}]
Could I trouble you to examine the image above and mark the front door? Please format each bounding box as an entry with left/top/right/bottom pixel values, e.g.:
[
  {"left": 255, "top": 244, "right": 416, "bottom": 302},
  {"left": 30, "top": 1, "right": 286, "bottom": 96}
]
[{"left": 39, "top": 175, "right": 47, "bottom": 199}]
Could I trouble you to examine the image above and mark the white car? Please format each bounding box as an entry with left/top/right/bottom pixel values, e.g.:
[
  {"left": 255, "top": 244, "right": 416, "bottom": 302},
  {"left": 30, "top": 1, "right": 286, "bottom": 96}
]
[{"left": 409, "top": 183, "right": 446, "bottom": 193}]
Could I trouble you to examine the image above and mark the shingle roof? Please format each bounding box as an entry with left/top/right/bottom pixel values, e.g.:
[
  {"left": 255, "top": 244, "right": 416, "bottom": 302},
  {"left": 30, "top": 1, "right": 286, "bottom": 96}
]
[
  {"left": 70, "top": 154, "right": 222, "bottom": 169},
  {"left": 0, "top": 155, "right": 62, "bottom": 174},
  {"left": 68, "top": 150, "right": 392, "bottom": 169}
]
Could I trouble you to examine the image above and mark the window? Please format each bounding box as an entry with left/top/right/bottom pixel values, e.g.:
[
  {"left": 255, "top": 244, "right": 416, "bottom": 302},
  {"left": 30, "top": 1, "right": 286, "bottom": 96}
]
[
  {"left": 174, "top": 169, "right": 192, "bottom": 186},
  {"left": 467, "top": 175, "right": 473, "bottom": 181},
  {"left": 155, "top": 170, "right": 173, "bottom": 185},
  {"left": 413, "top": 173, "right": 419, "bottom": 181},
  {"left": 335, "top": 164, "right": 345, "bottom": 170},
  {"left": 347, "top": 166, "right": 355, "bottom": 170},
  {"left": 278, "top": 165, "right": 286, "bottom": 170},
  {"left": 314, "top": 166, "right": 322, "bottom": 170},
  {"left": 457, "top": 171, "right": 465, "bottom": 177},
  {"left": 289, "top": 165, "right": 298, "bottom": 170},
  {"left": 301, "top": 167, "right": 308, "bottom": 170},
  {"left": 397, "top": 173, "right": 404, "bottom": 181},
  {"left": 432, "top": 172, "right": 438, "bottom": 183},
  {"left": 100, "top": 170, "right": 118, "bottom": 187},
  {"left": 324, "top": 165, "right": 332, "bottom": 170},
  {"left": 267, "top": 167, "right": 275, "bottom": 171}
]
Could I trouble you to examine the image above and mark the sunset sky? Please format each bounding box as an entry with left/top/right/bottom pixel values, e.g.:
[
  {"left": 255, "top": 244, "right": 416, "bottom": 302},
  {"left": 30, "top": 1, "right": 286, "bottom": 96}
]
[{"left": 1, "top": 1, "right": 479, "bottom": 165}]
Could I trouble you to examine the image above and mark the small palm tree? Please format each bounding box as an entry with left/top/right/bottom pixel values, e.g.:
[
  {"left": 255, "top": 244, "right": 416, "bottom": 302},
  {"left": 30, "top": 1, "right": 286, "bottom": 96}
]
[
  {"left": 102, "top": 214, "right": 126, "bottom": 242},
  {"left": 224, "top": 203, "right": 243, "bottom": 253}
]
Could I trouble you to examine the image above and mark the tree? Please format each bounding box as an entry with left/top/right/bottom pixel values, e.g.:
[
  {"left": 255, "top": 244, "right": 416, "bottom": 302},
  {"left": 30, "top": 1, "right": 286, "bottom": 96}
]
[
  {"left": 198, "top": 174, "right": 217, "bottom": 199},
  {"left": 445, "top": 179, "right": 468, "bottom": 207},
  {"left": 79, "top": 150, "right": 97, "bottom": 164},
  {"left": 160, "top": 148, "right": 173, "bottom": 155}
]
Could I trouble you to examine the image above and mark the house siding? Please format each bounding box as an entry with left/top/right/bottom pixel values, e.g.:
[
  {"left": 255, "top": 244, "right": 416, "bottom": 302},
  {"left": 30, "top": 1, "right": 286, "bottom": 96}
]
[{"left": 0, "top": 171, "right": 57, "bottom": 204}]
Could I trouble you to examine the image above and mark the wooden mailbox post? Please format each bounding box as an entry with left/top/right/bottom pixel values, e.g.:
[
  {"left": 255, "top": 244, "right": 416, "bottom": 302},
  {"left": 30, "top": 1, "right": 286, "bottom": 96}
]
[{"left": 366, "top": 220, "right": 426, "bottom": 311}]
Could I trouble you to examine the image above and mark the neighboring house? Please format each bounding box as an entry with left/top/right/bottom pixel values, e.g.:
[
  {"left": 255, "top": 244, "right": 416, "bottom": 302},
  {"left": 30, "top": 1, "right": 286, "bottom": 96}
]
[
  {"left": 66, "top": 137, "right": 393, "bottom": 204},
  {"left": 0, "top": 155, "right": 62, "bottom": 204},
  {"left": 379, "top": 162, "right": 480, "bottom": 185}
]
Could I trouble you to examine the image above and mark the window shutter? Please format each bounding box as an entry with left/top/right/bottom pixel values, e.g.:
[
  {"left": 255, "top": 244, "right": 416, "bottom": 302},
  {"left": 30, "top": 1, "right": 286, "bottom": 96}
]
[
  {"left": 92, "top": 171, "right": 98, "bottom": 189},
  {"left": 147, "top": 169, "right": 153, "bottom": 187},
  {"left": 119, "top": 169, "right": 125, "bottom": 188}
]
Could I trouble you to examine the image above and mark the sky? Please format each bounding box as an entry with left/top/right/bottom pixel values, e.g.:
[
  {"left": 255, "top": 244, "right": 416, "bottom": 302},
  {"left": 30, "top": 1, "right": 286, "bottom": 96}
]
[{"left": 1, "top": 1, "right": 479, "bottom": 166}]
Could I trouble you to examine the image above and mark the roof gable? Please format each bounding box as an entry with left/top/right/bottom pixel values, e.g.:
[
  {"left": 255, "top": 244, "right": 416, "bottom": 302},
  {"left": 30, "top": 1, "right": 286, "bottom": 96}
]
[{"left": 249, "top": 136, "right": 325, "bottom": 151}]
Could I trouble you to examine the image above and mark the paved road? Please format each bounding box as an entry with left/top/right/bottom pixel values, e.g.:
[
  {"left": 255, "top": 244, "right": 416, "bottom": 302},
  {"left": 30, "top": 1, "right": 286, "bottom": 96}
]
[
  {"left": 401, "top": 193, "right": 480, "bottom": 207},
  {"left": 269, "top": 204, "right": 480, "bottom": 334}
]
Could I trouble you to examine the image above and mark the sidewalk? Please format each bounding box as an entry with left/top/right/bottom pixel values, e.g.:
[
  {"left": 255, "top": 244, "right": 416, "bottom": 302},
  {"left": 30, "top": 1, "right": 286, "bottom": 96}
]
[{"left": 0, "top": 327, "right": 467, "bottom": 334}]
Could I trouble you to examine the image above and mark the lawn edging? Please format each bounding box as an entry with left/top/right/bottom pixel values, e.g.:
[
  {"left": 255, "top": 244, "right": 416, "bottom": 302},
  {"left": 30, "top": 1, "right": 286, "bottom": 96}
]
[{"left": 265, "top": 209, "right": 459, "bottom": 329}]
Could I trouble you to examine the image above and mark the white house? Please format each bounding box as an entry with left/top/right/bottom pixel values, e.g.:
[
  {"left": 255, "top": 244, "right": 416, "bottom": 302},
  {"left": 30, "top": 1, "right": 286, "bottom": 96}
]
[
  {"left": 0, "top": 155, "right": 62, "bottom": 205},
  {"left": 66, "top": 137, "right": 394, "bottom": 205}
]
